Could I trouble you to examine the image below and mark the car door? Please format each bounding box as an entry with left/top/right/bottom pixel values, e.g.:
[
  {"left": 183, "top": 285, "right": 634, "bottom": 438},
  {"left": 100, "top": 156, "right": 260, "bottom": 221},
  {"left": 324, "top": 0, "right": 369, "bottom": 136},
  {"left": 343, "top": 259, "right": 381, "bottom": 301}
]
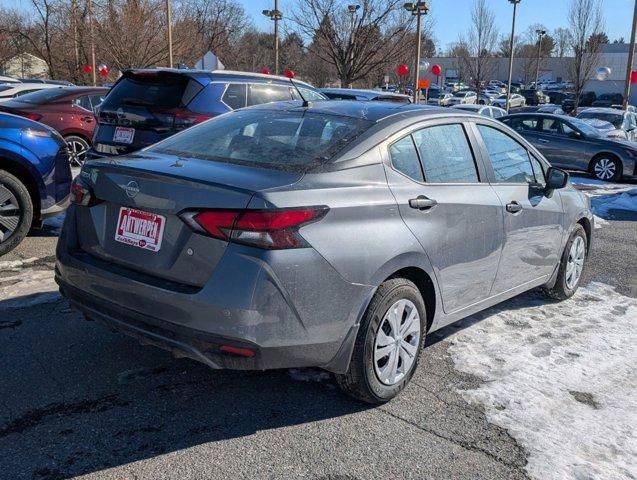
[
  {"left": 474, "top": 123, "right": 564, "bottom": 292},
  {"left": 535, "top": 117, "right": 592, "bottom": 170},
  {"left": 383, "top": 120, "right": 504, "bottom": 313}
]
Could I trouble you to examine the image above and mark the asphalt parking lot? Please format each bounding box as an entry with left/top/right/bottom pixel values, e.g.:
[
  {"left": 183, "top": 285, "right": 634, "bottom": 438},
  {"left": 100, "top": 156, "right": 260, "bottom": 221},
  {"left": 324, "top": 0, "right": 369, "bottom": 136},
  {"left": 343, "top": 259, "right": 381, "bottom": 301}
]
[{"left": 0, "top": 175, "right": 635, "bottom": 480}]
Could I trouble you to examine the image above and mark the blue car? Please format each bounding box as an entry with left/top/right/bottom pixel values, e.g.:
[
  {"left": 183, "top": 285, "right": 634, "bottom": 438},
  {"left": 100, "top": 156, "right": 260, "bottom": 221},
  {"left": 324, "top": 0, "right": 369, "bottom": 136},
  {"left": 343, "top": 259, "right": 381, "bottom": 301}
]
[
  {"left": 0, "top": 112, "right": 72, "bottom": 255},
  {"left": 89, "top": 69, "right": 327, "bottom": 159}
]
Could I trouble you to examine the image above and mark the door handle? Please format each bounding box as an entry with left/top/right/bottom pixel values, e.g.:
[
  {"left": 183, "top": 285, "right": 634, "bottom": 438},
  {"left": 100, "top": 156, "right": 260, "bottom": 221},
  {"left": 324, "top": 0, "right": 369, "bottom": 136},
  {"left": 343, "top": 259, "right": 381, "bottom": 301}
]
[
  {"left": 81, "top": 116, "right": 94, "bottom": 123},
  {"left": 506, "top": 201, "right": 523, "bottom": 213},
  {"left": 409, "top": 196, "right": 437, "bottom": 210},
  {"left": 537, "top": 138, "right": 549, "bottom": 143}
]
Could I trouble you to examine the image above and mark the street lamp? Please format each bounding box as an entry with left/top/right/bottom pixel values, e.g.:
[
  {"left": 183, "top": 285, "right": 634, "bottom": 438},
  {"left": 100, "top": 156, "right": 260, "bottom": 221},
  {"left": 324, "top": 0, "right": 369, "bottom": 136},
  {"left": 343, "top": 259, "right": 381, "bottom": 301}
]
[
  {"left": 404, "top": 1, "right": 430, "bottom": 104},
  {"left": 506, "top": 0, "right": 521, "bottom": 113},
  {"left": 262, "top": 1, "right": 283, "bottom": 75},
  {"left": 347, "top": 4, "right": 360, "bottom": 87},
  {"left": 534, "top": 29, "right": 546, "bottom": 89}
]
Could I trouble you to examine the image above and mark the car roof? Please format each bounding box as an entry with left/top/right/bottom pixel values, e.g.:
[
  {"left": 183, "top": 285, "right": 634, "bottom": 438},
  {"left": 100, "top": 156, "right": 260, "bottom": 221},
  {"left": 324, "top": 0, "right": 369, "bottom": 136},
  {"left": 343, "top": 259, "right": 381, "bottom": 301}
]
[
  {"left": 124, "top": 68, "right": 317, "bottom": 89},
  {"left": 578, "top": 107, "right": 624, "bottom": 115},
  {"left": 452, "top": 104, "right": 484, "bottom": 111},
  {"left": 319, "top": 88, "right": 410, "bottom": 99}
]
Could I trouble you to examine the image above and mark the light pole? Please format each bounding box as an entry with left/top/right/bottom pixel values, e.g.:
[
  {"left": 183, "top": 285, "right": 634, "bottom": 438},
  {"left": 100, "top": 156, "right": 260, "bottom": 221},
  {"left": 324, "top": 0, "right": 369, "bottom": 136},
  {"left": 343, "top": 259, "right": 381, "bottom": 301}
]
[
  {"left": 506, "top": 0, "right": 521, "bottom": 113},
  {"left": 623, "top": 0, "right": 637, "bottom": 110},
  {"left": 404, "top": 1, "right": 430, "bottom": 104},
  {"left": 347, "top": 4, "right": 360, "bottom": 87},
  {"left": 534, "top": 29, "right": 546, "bottom": 89},
  {"left": 262, "top": 1, "right": 283, "bottom": 75},
  {"left": 166, "top": 0, "right": 173, "bottom": 68}
]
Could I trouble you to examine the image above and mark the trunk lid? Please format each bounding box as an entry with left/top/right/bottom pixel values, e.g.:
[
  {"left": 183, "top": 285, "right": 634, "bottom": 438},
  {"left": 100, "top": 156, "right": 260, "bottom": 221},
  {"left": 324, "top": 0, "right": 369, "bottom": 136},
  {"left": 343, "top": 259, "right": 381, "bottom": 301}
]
[{"left": 75, "top": 151, "right": 303, "bottom": 287}]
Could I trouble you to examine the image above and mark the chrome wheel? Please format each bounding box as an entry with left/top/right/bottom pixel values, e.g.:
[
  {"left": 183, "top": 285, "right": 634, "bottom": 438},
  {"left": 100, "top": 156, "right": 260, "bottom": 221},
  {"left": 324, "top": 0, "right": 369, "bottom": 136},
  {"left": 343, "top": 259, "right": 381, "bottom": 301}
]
[
  {"left": 565, "top": 236, "right": 585, "bottom": 290},
  {"left": 66, "top": 137, "right": 89, "bottom": 167},
  {"left": 0, "top": 183, "right": 21, "bottom": 243},
  {"left": 593, "top": 158, "right": 616, "bottom": 180},
  {"left": 373, "top": 299, "right": 421, "bottom": 386}
]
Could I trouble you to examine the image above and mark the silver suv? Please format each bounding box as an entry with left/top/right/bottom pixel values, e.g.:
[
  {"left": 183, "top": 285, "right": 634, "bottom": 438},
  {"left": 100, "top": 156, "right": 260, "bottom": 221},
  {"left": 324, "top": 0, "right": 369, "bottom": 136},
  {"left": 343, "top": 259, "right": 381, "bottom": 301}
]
[{"left": 56, "top": 102, "right": 593, "bottom": 403}]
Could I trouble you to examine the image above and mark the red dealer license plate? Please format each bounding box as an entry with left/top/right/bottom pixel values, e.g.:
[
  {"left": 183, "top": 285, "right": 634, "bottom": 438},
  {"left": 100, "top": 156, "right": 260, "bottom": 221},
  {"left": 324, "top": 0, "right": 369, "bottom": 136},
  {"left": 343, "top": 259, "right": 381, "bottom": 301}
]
[{"left": 115, "top": 207, "right": 165, "bottom": 252}]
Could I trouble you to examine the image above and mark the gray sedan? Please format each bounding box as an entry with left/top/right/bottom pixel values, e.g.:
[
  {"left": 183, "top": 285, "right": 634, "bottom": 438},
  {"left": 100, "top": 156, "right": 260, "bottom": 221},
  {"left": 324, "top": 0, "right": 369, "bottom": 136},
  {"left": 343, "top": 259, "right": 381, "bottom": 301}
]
[
  {"left": 56, "top": 102, "right": 593, "bottom": 403},
  {"left": 320, "top": 88, "right": 411, "bottom": 103},
  {"left": 501, "top": 113, "right": 637, "bottom": 181}
]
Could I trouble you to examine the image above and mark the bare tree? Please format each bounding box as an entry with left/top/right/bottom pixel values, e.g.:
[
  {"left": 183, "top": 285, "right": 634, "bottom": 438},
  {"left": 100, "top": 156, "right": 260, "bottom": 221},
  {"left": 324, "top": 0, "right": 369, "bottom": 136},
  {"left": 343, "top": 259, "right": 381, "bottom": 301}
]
[
  {"left": 567, "top": 0, "right": 604, "bottom": 108},
  {"left": 554, "top": 28, "right": 572, "bottom": 57},
  {"left": 456, "top": 0, "right": 499, "bottom": 94},
  {"left": 290, "top": 0, "right": 417, "bottom": 88}
]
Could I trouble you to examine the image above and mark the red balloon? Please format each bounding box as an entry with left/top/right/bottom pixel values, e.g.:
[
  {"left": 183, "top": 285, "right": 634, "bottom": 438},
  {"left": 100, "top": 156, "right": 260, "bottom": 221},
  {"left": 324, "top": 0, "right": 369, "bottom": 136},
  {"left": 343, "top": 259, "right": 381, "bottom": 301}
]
[
  {"left": 82, "top": 64, "right": 93, "bottom": 74},
  {"left": 261, "top": 67, "right": 270, "bottom": 75},
  {"left": 631, "top": 70, "right": 637, "bottom": 84},
  {"left": 284, "top": 69, "right": 295, "bottom": 79},
  {"left": 431, "top": 64, "right": 442, "bottom": 76},
  {"left": 98, "top": 65, "right": 109, "bottom": 77},
  {"left": 396, "top": 64, "right": 409, "bottom": 77}
]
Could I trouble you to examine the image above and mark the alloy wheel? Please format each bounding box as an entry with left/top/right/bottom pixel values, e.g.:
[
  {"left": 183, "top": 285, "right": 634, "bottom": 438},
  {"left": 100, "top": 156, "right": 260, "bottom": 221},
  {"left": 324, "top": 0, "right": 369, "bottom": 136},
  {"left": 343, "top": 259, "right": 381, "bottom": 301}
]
[
  {"left": 0, "top": 183, "right": 21, "bottom": 244},
  {"left": 593, "top": 158, "right": 616, "bottom": 181},
  {"left": 373, "top": 299, "right": 421, "bottom": 386},
  {"left": 565, "top": 236, "right": 585, "bottom": 290},
  {"left": 66, "top": 137, "right": 89, "bottom": 167}
]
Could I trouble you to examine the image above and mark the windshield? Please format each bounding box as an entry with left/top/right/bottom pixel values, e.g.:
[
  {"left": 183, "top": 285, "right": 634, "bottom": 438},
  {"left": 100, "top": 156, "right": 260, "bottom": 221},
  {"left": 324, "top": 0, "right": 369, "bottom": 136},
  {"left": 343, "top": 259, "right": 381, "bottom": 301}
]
[
  {"left": 454, "top": 92, "right": 468, "bottom": 97},
  {"left": 568, "top": 117, "right": 601, "bottom": 137},
  {"left": 577, "top": 112, "right": 623, "bottom": 128},
  {"left": 149, "top": 109, "right": 375, "bottom": 170},
  {"left": 10, "top": 88, "right": 69, "bottom": 104}
]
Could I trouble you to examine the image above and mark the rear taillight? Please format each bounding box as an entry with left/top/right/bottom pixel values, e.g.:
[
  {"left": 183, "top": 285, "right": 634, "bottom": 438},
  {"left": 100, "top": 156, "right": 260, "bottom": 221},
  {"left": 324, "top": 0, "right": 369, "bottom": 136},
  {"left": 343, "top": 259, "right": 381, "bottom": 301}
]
[
  {"left": 182, "top": 207, "right": 328, "bottom": 250},
  {"left": 70, "top": 177, "right": 98, "bottom": 206},
  {"left": 173, "top": 111, "right": 211, "bottom": 129},
  {"left": 23, "top": 112, "right": 42, "bottom": 122}
]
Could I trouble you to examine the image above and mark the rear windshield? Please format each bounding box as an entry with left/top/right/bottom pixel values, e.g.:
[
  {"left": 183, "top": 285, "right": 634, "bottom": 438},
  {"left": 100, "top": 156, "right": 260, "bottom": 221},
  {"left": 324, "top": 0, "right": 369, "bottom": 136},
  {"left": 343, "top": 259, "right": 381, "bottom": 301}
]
[
  {"left": 100, "top": 73, "right": 203, "bottom": 109},
  {"left": 577, "top": 112, "right": 623, "bottom": 128},
  {"left": 0, "top": 85, "right": 13, "bottom": 93},
  {"left": 10, "top": 88, "right": 70, "bottom": 104},
  {"left": 149, "top": 109, "right": 375, "bottom": 170}
]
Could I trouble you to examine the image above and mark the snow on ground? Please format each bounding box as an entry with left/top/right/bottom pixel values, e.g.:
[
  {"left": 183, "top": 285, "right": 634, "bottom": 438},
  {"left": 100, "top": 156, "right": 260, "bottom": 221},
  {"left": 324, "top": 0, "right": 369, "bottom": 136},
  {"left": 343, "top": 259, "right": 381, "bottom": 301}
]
[
  {"left": 446, "top": 283, "right": 637, "bottom": 480},
  {"left": 0, "top": 258, "right": 58, "bottom": 310},
  {"left": 590, "top": 189, "right": 637, "bottom": 219}
]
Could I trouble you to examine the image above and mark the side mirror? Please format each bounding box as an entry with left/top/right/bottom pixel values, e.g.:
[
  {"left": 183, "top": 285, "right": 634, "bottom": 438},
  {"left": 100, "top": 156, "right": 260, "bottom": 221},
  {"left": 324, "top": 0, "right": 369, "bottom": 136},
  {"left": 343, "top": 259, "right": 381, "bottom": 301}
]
[
  {"left": 546, "top": 167, "right": 569, "bottom": 190},
  {"left": 569, "top": 130, "right": 582, "bottom": 139}
]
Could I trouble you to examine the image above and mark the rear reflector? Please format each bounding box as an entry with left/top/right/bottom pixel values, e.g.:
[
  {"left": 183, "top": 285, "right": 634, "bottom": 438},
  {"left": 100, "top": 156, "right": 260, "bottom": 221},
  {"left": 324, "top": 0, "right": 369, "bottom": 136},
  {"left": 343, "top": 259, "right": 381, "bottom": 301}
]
[
  {"left": 219, "top": 345, "right": 256, "bottom": 358},
  {"left": 183, "top": 207, "right": 328, "bottom": 250}
]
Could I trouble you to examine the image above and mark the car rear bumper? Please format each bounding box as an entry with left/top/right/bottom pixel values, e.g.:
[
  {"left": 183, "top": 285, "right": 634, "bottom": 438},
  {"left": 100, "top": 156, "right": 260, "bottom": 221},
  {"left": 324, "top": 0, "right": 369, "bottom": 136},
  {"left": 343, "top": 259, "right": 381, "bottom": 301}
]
[{"left": 55, "top": 209, "right": 373, "bottom": 372}]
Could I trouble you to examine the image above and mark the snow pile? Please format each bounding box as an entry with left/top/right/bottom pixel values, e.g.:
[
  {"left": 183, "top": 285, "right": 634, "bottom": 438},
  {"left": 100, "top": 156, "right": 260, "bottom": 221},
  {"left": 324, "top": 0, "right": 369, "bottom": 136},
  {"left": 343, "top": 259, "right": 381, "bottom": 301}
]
[
  {"left": 0, "top": 262, "right": 58, "bottom": 310},
  {"left": 447, "top": 283, "right": 637, "bottom": 480},
  {"left": 590, "top": 189, "right": 637, "bottom": 219}
]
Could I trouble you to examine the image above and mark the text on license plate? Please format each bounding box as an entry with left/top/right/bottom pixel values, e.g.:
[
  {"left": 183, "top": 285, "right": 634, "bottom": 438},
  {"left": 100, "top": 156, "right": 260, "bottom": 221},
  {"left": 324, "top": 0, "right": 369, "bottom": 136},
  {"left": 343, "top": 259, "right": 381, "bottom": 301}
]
[
  {"left": 113, "top": 126, "right": 135, "bottom": 144},
  {"left": 115, "top": 207, "right": 165, "bottom": 252}
]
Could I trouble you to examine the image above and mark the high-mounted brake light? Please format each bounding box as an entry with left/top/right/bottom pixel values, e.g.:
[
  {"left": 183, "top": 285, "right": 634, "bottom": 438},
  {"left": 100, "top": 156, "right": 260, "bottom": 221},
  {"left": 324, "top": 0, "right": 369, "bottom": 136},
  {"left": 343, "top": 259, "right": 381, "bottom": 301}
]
[{"left": 183, "top": 207, "right": 328, "bottom": 250}]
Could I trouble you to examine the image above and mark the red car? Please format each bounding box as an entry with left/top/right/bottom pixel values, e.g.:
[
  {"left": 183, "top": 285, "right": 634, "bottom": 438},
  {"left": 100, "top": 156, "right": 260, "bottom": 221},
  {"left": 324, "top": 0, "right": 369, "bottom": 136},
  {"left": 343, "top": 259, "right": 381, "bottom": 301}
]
[{"left": 0, "top": 86, "right": 108, "bottom": 166}]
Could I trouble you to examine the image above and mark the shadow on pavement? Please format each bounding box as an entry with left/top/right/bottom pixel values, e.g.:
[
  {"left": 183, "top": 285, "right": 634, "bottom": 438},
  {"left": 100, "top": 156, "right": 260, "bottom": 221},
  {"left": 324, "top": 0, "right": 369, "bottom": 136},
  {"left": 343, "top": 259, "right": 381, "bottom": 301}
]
[{"left": 0, "top": 294, "right": 370, "bottom": 479}]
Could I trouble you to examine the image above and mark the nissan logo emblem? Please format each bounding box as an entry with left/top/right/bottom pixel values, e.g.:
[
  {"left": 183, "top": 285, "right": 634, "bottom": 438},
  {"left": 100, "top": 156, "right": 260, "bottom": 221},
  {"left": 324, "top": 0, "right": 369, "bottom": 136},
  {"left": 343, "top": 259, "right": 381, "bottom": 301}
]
[{"left": 124, "top": 181, "right": 140, "bottom": 198}]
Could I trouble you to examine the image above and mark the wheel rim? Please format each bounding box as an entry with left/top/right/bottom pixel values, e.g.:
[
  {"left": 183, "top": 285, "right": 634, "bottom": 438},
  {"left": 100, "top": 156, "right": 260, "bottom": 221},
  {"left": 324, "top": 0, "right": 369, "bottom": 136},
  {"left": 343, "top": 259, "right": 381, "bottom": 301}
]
[
  {"left": 565, "top": 236, "right": 586, "bottom": 290},
  {"left": 0, "top": 183, "right": 21, "bottom": 244},
  {"left": 373, "top": 299, "right": 421, "bottom": 386},
  {"left": 66, "top": 138, "right": 89, "bottom": 167},
  {"left": 593, "top": 158, "right": 616, "bottom": 180}
]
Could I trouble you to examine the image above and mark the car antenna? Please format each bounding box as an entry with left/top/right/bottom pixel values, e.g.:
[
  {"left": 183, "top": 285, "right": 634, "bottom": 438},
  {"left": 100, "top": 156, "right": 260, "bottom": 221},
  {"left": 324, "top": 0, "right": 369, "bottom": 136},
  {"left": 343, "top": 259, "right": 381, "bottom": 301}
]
[{"left": 289, "top": 78, "right": 312, "bottom": 108}]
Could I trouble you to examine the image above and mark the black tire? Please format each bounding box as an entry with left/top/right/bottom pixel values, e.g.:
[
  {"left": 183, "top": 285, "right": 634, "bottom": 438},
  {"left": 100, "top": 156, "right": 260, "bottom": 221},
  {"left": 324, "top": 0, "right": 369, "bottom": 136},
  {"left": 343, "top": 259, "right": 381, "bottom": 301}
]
[
  {"left": 0, "top": 170, "right": 33, "bottom": 257},
  {"left": 335, "top": 278, "right": 426, "bottom": 404},
  {"left": 544, "top": 224, "right": 587, "bottom": 300},
  {"left": 590, "top": 155, "right": 622, "bottom": 182},
  {"left": 65, "top": 135, "right": 90, "bottom": 167}
]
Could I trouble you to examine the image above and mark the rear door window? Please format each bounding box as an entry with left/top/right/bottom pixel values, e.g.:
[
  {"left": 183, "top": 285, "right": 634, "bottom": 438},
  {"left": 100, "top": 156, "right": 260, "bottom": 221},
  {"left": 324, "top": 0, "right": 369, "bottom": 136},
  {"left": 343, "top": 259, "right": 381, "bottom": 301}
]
[
  {"left": 222, "top": 83, "right": 247, "bottom": 109},
  {"left": 74, "top": 95, "right": 94, "bottom": 111},
  {"left": 412, "top": 124, "right": 479, "bottom": 183},
  {"left": 248, "top": 84, "right": 294, "bottom": 106},
  {"left": 477, "top": 125, "right": 537, "bottom": 184},
  {"left": 389, "top": 136, "right": 424, "bottom": 182},
  {"left": 503, "top": 116, "right": 539, "bottom": 132}
]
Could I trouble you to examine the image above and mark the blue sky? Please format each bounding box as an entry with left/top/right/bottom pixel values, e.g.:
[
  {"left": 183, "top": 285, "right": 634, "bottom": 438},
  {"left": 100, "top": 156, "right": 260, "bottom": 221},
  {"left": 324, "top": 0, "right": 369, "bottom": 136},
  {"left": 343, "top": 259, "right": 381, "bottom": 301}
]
[{"left": 5, "top": 0, "right": 634, "bottom": 50}]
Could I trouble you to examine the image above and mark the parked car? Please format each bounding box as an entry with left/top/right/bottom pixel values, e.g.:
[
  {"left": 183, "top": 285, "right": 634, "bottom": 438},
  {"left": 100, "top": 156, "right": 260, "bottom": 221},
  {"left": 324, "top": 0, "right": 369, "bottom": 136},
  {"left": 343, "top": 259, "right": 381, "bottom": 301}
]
[
  {"left": 0, "top": 83, "right": 64, "bottom": 102},
  {"left": 592, "top": 93, "right": 624, "bottom": 108},
  {"left": 448, "top": 90, "right": 477, "bottom": 105},
  {"left": 0, "top": 75, "right": 20, "bottom": 84},
  {"left": 501, "top": 113, "right": 637, "bottom": 181},
  {"left": 492, "top": 93, "right": 526, "bottom": 109},
  {"left": 0, "top": 112, "right": 72, "bottom": 255},
  {"left": 576, "top": 107, "right": 637, "bottom": 142},
  {"left": 478, "top": 90, "right": 499, "bottom": 105},
  {"left": 451, "top": 104, "right": 507, "bottom": 118},
  {"left": 18, "top": 78, "right": 75, "bottom": 86},
  {"left": 320, "top": 88, "right": 411, "bottom": 103},
  {"left": 57, "top": 101, "right": 592, "bottom": 403},
  {"left": 0, "top": 87, "right": 108, "bottom": 167},
  {"left": 88, "top": 69, "right": 326, "bottom": 159},
  {"left": 520, "top": 89, "right": 549, "bottom": 106},
  {"left": 562, "top": 91, "right": 597, "bottom": 113},
  {"left": 486, "top": 80, "right": 506, "bottom": 93},
  {"left": 426, "top": 90, "right": 453, "bottom": 106}
]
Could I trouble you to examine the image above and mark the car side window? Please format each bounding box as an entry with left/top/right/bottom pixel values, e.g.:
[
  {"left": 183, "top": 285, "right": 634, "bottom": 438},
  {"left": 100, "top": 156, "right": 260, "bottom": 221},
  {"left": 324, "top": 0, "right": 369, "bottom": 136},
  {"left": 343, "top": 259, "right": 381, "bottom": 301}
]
[
  {"left": 505, "top": 117, "right": 538, "bottom": 132},
  {"left": 222, "top": 83, "right": 247, "bottom": 110},
  {"left": 477, "top": 125, "right": 536, "bottom": 184},
  {"left": 529, "top": 156, "right": 546, "bottom": 185},
  {"left": 247, "top": 84, "right": 293, "bottom": 106},
  {"left": 74, "top": 95, "right": 94, "bottom": 111},
  {"left": 89, "top": 94, "right": 106, "bottom": 108},
  {"left": 412, "top": 124, "right": 479, "bottom": 183},
  {"left": 389, "top": 135, "right": 424, "bottom": 182}
]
